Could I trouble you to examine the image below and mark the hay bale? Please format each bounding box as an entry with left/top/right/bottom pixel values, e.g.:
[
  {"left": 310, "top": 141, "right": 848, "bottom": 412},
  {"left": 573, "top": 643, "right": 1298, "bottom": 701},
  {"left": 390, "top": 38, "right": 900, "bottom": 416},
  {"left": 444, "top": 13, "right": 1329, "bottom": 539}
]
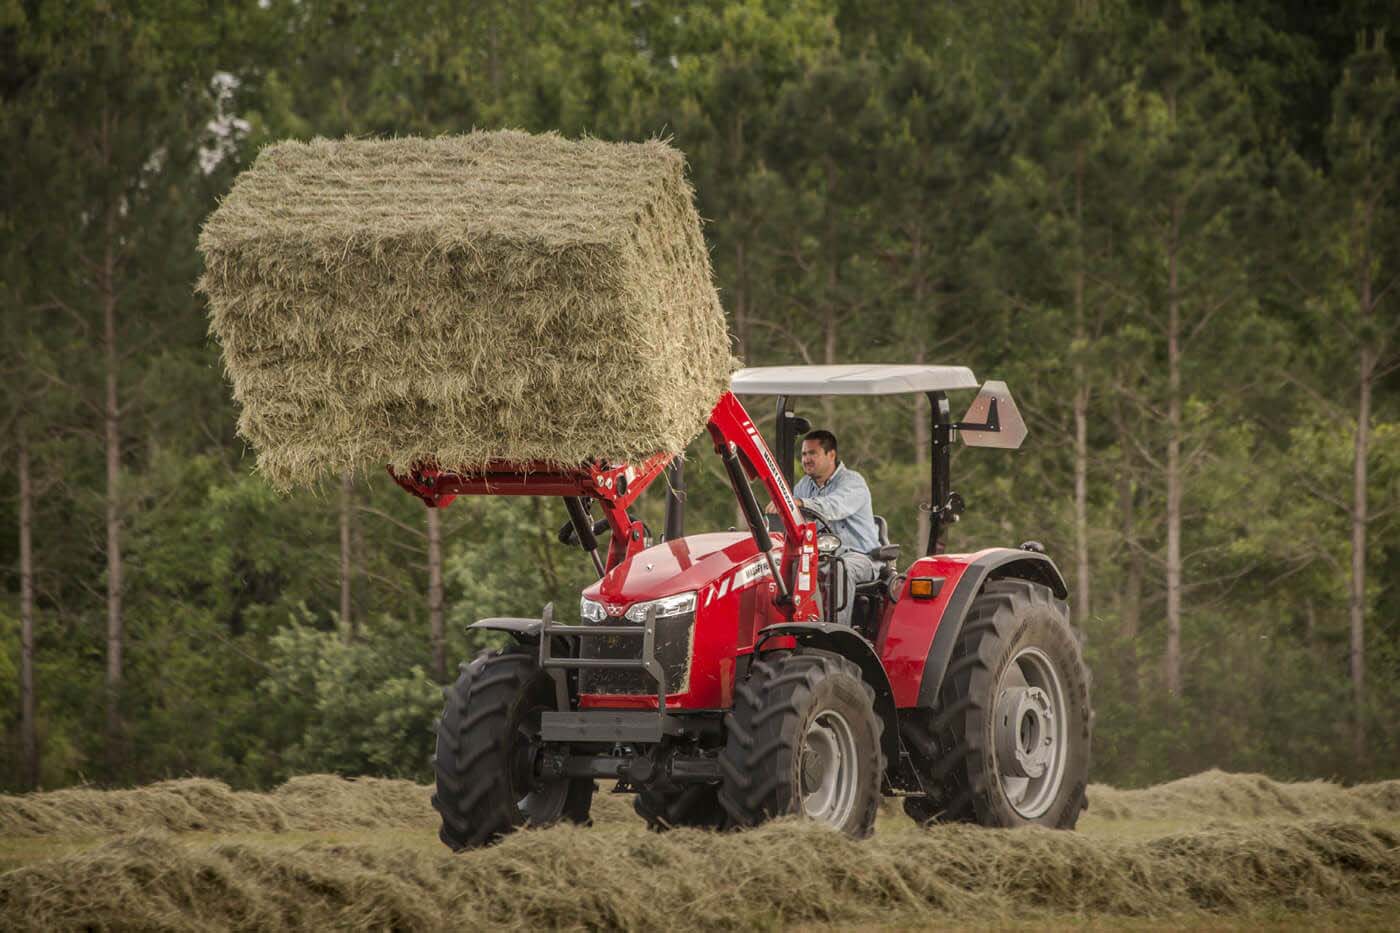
[{"left": 199, "top": 131, "right": 736, "bottom": 490}]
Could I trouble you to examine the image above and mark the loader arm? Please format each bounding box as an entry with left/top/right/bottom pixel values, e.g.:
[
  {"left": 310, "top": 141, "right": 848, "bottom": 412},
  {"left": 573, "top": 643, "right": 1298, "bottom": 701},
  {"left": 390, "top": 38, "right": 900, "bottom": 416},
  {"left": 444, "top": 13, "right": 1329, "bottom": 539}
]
[
  {"left": 389, "top": 452, "right": 673, "bottom": 570},
  {"left": 705, "top": 391, "right": 821, "bottom": 621}
]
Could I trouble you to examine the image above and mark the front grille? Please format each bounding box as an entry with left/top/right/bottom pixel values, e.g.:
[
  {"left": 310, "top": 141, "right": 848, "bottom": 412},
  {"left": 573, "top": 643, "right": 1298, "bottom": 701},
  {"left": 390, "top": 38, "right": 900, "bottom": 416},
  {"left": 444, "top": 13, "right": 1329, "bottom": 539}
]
[{"left": 578, "top": 612, "right": 695, "bottom": 696}]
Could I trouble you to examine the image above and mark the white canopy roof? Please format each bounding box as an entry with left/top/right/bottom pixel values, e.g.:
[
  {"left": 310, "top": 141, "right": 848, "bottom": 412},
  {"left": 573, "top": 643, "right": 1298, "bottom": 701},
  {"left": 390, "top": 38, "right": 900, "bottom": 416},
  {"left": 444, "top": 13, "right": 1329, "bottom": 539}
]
[{"left": 730, "top": 364, "right": 979, "bottom": 396}]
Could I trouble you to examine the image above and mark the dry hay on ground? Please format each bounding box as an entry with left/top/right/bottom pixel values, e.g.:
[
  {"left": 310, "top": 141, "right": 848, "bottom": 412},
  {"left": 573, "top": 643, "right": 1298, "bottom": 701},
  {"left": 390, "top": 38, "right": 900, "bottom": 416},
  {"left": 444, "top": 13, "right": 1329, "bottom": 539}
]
[
  {"left": 3, "top": 819, "right": 1399, "bottom": 931},
  {"left": 199, "top": 131, "right": 736, "bottom": 490},
  {"left": 0, "top": 775, "right": 432, "bottom": 838},
  {"left": 5, "top": 770, "right": 1398, "bottom": 839},
  {"left": 1087, "top": 769, "right": 1400, "bottom": 822},
  {"left": 271, "top": 775, "right": 434, "bottom": 830}
]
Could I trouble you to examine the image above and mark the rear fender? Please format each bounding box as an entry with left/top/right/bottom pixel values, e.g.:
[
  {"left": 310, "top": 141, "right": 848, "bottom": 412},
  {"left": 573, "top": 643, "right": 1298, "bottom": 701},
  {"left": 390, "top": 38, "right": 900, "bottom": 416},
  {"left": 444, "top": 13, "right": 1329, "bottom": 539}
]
[
  {"left": 754, "top": 623, "right": 901, "bottom": 781},
  {"left": 913, "top": 549, "right": 1067, "bottom": 709}
]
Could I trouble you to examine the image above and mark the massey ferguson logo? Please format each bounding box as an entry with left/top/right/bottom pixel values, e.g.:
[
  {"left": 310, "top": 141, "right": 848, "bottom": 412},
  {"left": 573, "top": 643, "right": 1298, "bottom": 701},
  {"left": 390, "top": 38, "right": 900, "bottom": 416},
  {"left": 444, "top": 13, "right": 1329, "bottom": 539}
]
[
  {"left": 702, "top": 560, "right": 771, "bottom": 607},
  {"left": 701, "top": 576, "right": 733, "bottom": 608}
]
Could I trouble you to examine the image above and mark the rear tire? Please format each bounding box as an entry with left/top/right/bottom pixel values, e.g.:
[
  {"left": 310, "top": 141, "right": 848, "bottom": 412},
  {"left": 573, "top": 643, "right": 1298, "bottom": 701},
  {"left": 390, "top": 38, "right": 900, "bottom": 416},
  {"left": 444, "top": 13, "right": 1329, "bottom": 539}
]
[
  {"left": 903, "top": 579, "right": 1091, "bottom": 829},
  {"left": 718, "top": 648, "right": 884, "bottom": 837},
  {"left": 432, "top": 646, "right": 594, "bottom": 850}
]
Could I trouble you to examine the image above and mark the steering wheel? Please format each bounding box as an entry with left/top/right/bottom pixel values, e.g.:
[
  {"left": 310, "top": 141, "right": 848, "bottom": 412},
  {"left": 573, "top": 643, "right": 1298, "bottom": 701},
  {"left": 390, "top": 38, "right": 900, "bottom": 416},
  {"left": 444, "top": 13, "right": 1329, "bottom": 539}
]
[{"left": 798, "top": 504, "right": 837, "bottom": 537}]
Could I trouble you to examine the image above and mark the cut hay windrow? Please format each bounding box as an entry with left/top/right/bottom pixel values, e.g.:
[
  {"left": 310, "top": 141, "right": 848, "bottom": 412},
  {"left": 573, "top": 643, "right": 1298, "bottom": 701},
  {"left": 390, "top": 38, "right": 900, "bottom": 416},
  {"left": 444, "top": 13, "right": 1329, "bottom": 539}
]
[
  {"left": 3, "top": 820, "right": 1399, "bottom": 931},
  {"left": 198, "top": 131, "right": 736, "bottom": 490},
  {"left": 1086, "top": 769, "right": 1400, "bottom": 822},
  {"left": 0, "top": 776, "right": 433, "bottom": 838}
]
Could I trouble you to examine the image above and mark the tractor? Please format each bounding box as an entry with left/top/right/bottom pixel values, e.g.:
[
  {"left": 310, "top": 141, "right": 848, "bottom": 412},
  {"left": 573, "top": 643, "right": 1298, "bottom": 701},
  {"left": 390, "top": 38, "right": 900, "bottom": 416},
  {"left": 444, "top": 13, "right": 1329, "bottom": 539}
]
[{"left": 392, "top": 364, "right": 1092, "bottom": 849}]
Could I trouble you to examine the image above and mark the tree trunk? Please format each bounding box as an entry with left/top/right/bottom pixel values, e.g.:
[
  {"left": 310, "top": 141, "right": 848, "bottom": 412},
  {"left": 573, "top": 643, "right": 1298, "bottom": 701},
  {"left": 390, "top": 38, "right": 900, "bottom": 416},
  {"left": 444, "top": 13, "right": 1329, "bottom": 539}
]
[
  {"left": 339, "top": 470, "right": 355, "bottom": 640},
  {"left": 912, "top": 243, "right": 930, "bottom": 554},
  {"left": 730, "top": 112, "right": 750, "bottom": 361},
  {"left": 914, "top": 365, "right": 930, "bottom": 554},
  {"left": 1117, "top": 464, "right": 1141, "bottom": 709},
  {"left": 1348, "top": 344, "right": 1374, "bottom": 764},
  {"left": 102, "top": 230, "right": 125, "bottom": 778},
  {"left": 1347, "top": 188, "right": 1377, "bottom": 767},
  {"left": 485, "top": 3, "right": 501, "bottom": 97},
  {"left": 822, "top": 291, "right": 838, "bottom": 426},
  {"left": 1073, "top": 384, "right": 1090, "bottom": 622},
  {"left": 821, "top": 156, "right": 838, "bottom": 426},
  {"left": 427, "top": 505, "right": 445, "bottom": 683},
  {"left": 18, "top": 429, "right": 38, "bottom": 789},
  {"left": 352, "top": 500, "right": 366, "bottom": 630},
  {"left": 1072, "top": 143, "right": 1091, "bottom": 624},
  {"left": 1164, "top": 194, "right": 1183, "bottom": 700},
  {"left": 734, "top": 239, "right": 749, "bottom": 360}
]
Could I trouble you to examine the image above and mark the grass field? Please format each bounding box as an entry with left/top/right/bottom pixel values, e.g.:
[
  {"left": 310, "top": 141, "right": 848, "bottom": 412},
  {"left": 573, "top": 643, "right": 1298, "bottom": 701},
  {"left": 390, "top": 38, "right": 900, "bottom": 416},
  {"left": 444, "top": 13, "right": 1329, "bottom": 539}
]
[{"left": 3, "top": 771, "right": 1399, "bottom": 931}]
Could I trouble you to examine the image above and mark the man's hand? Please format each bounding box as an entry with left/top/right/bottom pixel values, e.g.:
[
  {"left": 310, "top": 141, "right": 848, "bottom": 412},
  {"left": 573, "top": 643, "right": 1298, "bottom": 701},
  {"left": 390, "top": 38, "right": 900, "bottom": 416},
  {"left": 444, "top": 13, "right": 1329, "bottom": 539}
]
[{"left": 764, "top": 497, "right": 802, "bottom": 515}]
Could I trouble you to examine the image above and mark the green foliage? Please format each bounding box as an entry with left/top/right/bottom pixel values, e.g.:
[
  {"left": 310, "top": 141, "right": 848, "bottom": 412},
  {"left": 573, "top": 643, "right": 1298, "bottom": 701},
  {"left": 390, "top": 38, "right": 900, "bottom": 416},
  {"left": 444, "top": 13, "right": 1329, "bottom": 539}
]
[
  {"left": 258, "top": 612, "right": 441, "bottom": 781},
  {"left": 1, "top": 0, "right": 1399, "bottom": 792}
]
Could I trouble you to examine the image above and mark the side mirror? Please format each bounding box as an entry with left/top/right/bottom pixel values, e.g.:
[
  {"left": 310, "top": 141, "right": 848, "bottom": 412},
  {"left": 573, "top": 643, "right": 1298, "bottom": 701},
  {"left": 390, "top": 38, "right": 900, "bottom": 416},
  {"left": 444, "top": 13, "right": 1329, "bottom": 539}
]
[{"left": 957, "top": 380, "right": 1027, "bottom": 449}]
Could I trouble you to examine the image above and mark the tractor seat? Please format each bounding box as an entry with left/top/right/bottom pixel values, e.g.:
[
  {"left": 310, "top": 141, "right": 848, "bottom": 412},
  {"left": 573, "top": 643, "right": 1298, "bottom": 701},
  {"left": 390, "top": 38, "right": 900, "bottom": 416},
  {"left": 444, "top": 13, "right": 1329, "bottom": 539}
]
[
  {"left": 867, "top": 515, "right": 901, "bottom": 565},
  {"left": 849, "top": 515, "right": 900, "bottom": 636}
]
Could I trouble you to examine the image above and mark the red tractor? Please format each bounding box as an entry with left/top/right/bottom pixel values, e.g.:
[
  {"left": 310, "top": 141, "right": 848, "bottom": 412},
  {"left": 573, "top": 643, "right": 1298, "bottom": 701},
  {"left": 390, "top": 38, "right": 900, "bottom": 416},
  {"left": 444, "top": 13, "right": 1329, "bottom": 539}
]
[{"left": 394, "top": 365, "right": 1091, "bottom": 849}]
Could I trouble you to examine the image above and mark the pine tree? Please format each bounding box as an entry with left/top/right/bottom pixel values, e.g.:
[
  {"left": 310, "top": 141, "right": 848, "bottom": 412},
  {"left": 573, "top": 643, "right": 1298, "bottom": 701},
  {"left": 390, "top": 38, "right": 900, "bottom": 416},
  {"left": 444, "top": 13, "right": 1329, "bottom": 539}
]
[
  {"left": 12, "top": 0, "right": 225, "bottom": 777},
  {"left": 1119, "top": 8, "right": 1262, "bottom": 702}
]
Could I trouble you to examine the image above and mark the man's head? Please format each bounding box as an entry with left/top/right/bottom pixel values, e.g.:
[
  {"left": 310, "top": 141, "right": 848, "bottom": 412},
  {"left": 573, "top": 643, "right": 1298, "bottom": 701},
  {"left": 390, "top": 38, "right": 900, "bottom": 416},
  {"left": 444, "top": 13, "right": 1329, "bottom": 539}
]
[{"left": 800, "top": 430, "right": 839, "bottom": 483}]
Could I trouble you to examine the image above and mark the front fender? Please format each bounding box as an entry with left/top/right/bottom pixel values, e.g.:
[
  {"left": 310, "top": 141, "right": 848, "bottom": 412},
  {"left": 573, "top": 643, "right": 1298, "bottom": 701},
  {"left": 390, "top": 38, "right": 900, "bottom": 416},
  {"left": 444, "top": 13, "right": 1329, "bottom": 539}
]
[
  {"left": 468, "top": 617, "right": 543, "bottom": 643},
  {"left": 755, "top": 622, "right": 901, "bottom": 784}
]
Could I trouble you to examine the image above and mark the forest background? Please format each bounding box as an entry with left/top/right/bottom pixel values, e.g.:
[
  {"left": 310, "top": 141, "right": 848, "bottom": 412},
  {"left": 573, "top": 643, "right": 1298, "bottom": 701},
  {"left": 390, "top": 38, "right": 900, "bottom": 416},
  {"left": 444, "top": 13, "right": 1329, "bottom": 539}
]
[{"left": 1, "top": 0, "right": 1398, "bottom": 792}]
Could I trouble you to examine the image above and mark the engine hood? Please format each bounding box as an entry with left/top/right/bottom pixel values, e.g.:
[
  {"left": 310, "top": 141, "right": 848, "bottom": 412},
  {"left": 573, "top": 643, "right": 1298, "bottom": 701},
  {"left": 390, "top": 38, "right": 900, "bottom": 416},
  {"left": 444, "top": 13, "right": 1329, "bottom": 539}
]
[{"left": 584, "top": 532, "right": 766, "bottom": 610}]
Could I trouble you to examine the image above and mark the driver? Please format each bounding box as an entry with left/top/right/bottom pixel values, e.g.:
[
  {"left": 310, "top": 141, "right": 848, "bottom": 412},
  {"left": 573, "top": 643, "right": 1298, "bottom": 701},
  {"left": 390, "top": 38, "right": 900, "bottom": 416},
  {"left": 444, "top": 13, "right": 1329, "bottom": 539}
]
[{"left": 771, "top": 429, "right": 880, "bottom": 626}]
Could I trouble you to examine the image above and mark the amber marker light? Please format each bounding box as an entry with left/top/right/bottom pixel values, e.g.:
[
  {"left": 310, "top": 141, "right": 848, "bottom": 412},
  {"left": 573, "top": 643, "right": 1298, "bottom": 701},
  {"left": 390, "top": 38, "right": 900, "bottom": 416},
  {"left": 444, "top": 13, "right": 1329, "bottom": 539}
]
[{"left": 909, "top": 577, "right": 944, "bottom": 600}]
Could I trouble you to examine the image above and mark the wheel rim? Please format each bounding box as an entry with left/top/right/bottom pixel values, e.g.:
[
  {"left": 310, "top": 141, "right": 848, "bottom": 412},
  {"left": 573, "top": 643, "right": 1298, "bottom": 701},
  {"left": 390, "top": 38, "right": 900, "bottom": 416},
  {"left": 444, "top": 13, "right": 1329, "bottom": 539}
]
[
  {"left": 512, "top": 703, "right": 568, "bottom": 821},
  {"left": 799, "top": 709, "right": 860, "bottom": 827},
  {"left": 993, "top": 646, "right": 1068, "bottom": 820}
]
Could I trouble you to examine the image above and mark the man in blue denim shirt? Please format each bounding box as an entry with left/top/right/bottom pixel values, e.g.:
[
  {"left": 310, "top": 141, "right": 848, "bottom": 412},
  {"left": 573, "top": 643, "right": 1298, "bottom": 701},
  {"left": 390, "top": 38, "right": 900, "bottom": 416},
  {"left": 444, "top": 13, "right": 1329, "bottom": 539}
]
[{"left": 776, "top": 430, "right": 880, "bottom": 626}]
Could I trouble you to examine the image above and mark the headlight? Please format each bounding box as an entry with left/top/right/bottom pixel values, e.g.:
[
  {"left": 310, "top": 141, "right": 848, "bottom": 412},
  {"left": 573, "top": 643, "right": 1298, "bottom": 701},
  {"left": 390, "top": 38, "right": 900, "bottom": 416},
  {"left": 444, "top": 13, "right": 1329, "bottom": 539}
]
[
  {"left": 624, "top": 591, "right": 696, "bottom": 622},
  {"left": 580, "top": 597, "right": 606, "bottom": 622},
  {"left": 817, "top": 532, "right": 842, "bottom": 554}
]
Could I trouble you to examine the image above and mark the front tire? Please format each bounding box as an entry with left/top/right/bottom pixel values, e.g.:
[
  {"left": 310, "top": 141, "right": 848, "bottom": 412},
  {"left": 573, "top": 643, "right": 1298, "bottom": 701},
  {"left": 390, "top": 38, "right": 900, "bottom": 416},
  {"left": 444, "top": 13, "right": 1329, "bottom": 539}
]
[
  {"left": 903, "top": 579, "right": 1091, "bottom": 829},
  {"left": 718, "top": 649, "right": 884, "bottom": 837},
  {"left": 432, "top": 646, "right": 594, "bottom": 850}
]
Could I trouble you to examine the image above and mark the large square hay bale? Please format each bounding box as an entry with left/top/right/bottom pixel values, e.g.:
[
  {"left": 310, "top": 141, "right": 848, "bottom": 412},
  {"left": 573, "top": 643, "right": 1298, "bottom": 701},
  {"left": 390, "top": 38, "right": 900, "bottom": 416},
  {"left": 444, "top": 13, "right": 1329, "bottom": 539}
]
[{"left": 199, "top": 131, "right": 736, "bottom": 490}]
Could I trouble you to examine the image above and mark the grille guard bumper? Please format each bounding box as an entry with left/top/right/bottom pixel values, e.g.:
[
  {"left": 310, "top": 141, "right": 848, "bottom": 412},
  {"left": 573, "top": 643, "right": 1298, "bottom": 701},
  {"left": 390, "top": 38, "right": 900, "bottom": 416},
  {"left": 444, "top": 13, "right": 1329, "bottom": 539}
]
[{"left": 538, "top": 603, "right": 682, "bottom": 743}]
